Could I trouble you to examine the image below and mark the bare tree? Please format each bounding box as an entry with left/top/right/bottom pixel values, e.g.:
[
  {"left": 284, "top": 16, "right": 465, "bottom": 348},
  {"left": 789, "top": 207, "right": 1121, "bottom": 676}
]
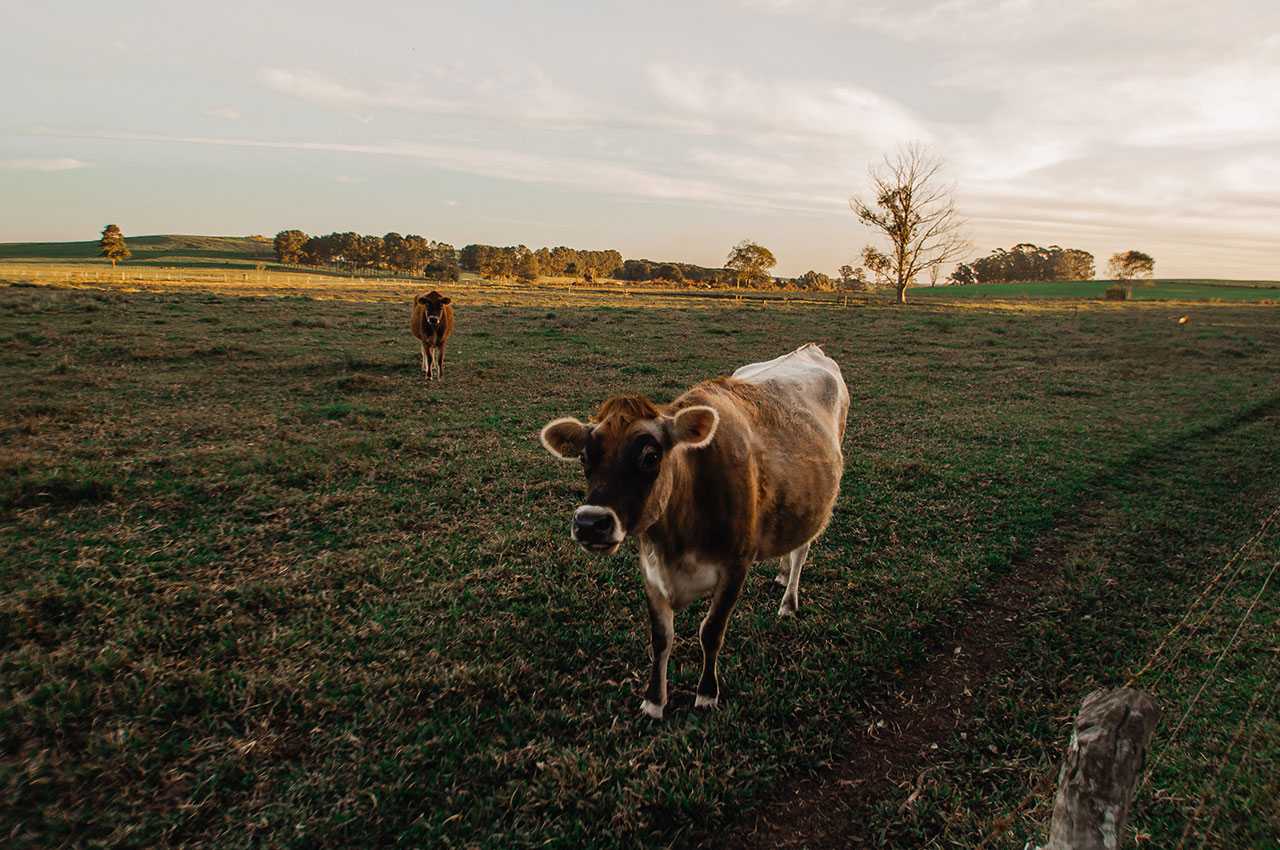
[{"left": 850, "top": 142, "right": 968, "bottom": 304}]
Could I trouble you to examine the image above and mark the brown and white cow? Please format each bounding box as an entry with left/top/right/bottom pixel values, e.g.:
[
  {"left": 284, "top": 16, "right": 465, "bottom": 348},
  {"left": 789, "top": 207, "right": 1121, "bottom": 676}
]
[
  {"left": 540, "top": 343, "right": 849, "bottom": 719},
  {"left": 410, "top": 290, "right": 454, "bottom": 380}
]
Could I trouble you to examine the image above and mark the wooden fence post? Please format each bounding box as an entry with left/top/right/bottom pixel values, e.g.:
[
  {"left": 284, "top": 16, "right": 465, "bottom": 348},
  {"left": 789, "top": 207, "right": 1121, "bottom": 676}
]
[{"left": 1035, "top": 688, "right": 1160, "bottom": 850}]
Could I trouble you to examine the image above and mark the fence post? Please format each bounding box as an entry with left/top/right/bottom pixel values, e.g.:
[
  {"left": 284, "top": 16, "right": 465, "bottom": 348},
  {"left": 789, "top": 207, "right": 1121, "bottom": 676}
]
[{"left": 1035, "top": 688, "right": 1160, "bottom": 850}]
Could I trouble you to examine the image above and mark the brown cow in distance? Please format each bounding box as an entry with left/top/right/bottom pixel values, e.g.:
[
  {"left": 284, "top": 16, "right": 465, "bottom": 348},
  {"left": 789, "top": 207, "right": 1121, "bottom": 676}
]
[
  {"left": 540, "top": 343, "right": 849, "bottom": 719},
  {"left": 410, "top": 290, "right": 453, "bottom": 380}
]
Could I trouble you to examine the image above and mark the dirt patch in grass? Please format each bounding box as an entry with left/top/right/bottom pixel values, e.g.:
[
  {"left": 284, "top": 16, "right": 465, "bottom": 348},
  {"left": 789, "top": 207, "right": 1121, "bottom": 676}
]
[{"left": 721, "top": 515, "right": 1082, "bottom": 849}]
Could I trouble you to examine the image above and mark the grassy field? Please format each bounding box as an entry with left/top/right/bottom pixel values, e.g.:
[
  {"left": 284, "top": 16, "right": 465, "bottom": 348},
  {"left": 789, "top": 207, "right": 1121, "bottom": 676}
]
[
  {"left": 1, "top": 275, "right": 1278, "bottom": 849},
  {"left": 0, "top": 235, "right": 277, "bottom": 269},
  {"left": 919, "top": 278, "right": 1280, "bottom": 302}
]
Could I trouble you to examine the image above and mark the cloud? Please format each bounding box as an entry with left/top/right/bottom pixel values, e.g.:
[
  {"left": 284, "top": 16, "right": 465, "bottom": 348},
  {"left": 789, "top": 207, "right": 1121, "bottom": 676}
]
[
  {"left": 11, "top": 126, "right": 824, "bottom": 215},
  {"left": 332, "top": 175, "right": 362, "bottom": 183},
  {"left": 645, "top": 62, "right": 930, "bottom": 146},
  {"left": 202, "top": 108, "right": 241, "bottom": 120},
  {"left": 0, "top": 157, "right": 89, "bottom": 170},
  {"left": 256, "top": 66, "right": 622, "bottom": 132}
]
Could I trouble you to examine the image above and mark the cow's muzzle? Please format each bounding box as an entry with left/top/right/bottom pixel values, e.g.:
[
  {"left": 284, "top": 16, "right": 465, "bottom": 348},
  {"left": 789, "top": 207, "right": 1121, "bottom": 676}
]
[{"left": 571, "top": 505, "right": 623, "bottom": 555}]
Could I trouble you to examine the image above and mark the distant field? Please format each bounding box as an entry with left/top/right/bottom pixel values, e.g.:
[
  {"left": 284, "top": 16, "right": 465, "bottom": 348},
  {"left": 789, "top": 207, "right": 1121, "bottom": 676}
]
[
  {"left": 3, "top": 237, "right": 1279, "bottom": 302},
  {"left": 919, "top": 278, "right": 1280, "bottom": 302},
  {"left": 0, "top": 235, "right": 276, "bottom": 270},
  {"left": 3, "top": 274, "right": 1278, "bottom": 849}
]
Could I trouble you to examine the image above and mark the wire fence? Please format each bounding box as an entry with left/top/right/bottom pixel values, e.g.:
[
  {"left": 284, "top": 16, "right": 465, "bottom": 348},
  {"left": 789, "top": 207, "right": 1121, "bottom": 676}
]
[{"left": 974, "top": 500, "right": 1280, "bottom": 849}]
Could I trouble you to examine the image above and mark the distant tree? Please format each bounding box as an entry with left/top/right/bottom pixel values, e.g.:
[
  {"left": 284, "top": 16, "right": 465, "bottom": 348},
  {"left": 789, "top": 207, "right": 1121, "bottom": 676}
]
[
  {"left": 949, "top": 263, "right": 978, "bottom": 285},
  {"left": 619, "top": 259, "right": 654, "bottom": 282},
  {"left": 957, "top": 243, "right": 1095, "bottom": 284},
  {"left": 796, "top": 270, "right": 834, "bottom": 291},
  {"left": 725, "top": 240, "right": 776, "bottom": 288},
  {"left": 273, "top": 230, "right": 309, "bottom": 265},
  {"left": 381, "top": 232, "right": 406, "bottom": 271},
  {"left": 850, "top": 142, "right": 968, "bottom": 304},
  {"left": 516, "top": 249, "right": 540, "bottom": 282},
  {"left": 1107, "top": 250, "right": 1155, "bottom": 284},
  {"left": 1057, "top": 248, "right": 1096, "bottom": 281},
  {"left": 654, "top": 263, "right": 684, "bottom": 283},
  {"left": 99, "top": 224, "right": 131, "bottom": 268},
  {"left": 425, "top": 242, "right": 459, "bottom": 281}
]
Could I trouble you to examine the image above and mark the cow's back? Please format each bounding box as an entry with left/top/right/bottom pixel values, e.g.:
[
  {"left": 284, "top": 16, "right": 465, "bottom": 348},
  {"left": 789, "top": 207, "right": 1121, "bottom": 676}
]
[
  {"left": 673, "top": 344, "right": 848, "bottom": 560},
  {"left": 731, "top": 343, "right": 848, "bottom": 445}
]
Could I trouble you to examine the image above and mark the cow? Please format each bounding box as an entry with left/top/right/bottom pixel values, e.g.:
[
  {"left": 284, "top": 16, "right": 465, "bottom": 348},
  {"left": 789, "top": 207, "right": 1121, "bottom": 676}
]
[
  {"left": 539, "top": 343, "right": 849, "bottom": 719},
  {"left": 410, "top": 290, "right": 454, "bottom": 380}
]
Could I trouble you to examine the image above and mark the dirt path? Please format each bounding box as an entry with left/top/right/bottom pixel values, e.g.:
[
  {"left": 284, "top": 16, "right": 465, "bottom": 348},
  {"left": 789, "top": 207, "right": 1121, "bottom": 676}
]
[{"left": 719, "top": 519, "right": 1076, "bottom": 849}]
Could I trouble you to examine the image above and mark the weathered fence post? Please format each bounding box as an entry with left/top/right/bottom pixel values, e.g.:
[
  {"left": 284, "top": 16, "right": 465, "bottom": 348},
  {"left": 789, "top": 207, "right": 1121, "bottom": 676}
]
[{"left": 1035, "top": 688, "right": 1160, "bottom": 850}]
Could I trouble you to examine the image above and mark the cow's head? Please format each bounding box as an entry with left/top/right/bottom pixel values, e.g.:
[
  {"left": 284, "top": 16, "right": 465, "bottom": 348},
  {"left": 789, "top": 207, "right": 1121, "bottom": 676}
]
[
  {"left": 540, "top": 396, "right": 719, "bottom": 555},
  {"left": 415, "top": 291, "right": 451, "bottom": 326}
]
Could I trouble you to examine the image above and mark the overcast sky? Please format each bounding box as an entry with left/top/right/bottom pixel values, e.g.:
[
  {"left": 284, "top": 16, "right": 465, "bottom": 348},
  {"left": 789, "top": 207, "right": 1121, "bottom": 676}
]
[{"left": 3, "top": 0, "right": 1278, "bottom": 279}]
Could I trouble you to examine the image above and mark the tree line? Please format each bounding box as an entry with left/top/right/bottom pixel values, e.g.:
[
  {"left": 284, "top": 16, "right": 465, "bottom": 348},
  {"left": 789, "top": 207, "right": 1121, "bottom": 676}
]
[
  {"left": 458, "top": 244, "right": 624, "bottom": 282},
  {"left": 950, "top": 243, "right": 1096, "bottom": 285},
  {"left": 274, "top": 231, "right": 460, "bottom": 279}
]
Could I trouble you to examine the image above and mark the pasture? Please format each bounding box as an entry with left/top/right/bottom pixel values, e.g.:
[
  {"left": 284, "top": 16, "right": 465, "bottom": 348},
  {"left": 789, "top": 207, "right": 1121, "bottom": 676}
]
[
  {"left": 2, "top": 276, "right": 1278, "bottom": 849},
  {"left": 917, "top": 278, "right": 1280, "bottom": 302}
]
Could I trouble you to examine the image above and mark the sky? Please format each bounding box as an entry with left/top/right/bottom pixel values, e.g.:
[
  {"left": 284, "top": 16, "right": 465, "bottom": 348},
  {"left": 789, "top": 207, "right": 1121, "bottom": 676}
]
[{"left": 2, "top": 0, "right": 1278, "bottom": 280}]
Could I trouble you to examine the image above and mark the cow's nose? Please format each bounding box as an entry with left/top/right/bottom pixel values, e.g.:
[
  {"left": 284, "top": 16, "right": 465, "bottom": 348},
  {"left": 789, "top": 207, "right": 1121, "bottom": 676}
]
[{"left": 572, "top": 505, "right": 620, "bottom": 546}]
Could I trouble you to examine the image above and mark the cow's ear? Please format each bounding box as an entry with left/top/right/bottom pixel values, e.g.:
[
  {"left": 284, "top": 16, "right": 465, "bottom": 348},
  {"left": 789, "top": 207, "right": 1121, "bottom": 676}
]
[
  {"left": 540, "top": 417, "right": 591, "bottom": 460},
  {"left": 669, "top": 406, "right": 719, "bottom": 449},
  {"left": 440, "top": 297, "right": 451, "bottom": 305}
]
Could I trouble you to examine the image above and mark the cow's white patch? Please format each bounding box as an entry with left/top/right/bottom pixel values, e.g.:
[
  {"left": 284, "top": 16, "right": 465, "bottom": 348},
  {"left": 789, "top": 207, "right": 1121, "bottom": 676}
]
[
  {"left": 672, "top": 557, "right": 720, "bottom": 610},
  {"left": 695, "top": 694, "right": 717, "bottom": 709},
  {"left": 639, "top": 541, "right": 670, "bottom": 601},
  {"left": 640, "top": 699, "right": 663, "bottom": 720}
]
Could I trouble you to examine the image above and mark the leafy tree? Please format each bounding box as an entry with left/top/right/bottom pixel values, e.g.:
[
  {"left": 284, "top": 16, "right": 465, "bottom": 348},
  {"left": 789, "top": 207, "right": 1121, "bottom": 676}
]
[
  {"left": 381, "top": 232, "right": 406, "bottom": 271},
  {"left": 273, "top": 230, "right": 309, "bottom": 264},
  {"left": 1107, "top": 250, "right": 1155, "bottom": 283},
  {"left": 948, "top": 263, "right": 978, "bottom": 285},
  {"left": 796, "top": 270, "right": 834, "bottom": 291},
  {"left": 653, "top": 263, "right": 684, "bottom": 283},
  {"left": 725, "top": 240, "right": 776, "bottom": 288},
  {"left": 516, "top": 250, "right": 540, "bottom": 282},
  {"left": 425, "top": 242, "right": 459, "bottom": 281},
  {"left": 958, "top": 244, "right": 1095, "bottom": 284},
  {"left": 99, "top": 224, "right": 131, "bottom": 268},
  {"left": 850, "top": 142, "right": 968, "bottom": 304}
]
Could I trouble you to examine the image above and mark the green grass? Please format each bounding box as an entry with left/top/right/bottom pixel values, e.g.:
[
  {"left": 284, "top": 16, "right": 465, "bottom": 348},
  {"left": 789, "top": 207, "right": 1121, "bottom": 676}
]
[
  {"left": 918, "top": 278, "right": 1280, "bottom": 302},
  {"left": 1, "top": 280, "right": 1278, "bottom": 848},
  {"left": 0, "top": 235, "right": 277, "bottom": 269}
]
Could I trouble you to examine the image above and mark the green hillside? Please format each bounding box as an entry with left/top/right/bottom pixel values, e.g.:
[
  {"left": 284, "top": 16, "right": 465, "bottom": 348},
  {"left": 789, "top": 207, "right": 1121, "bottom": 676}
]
[{"left": 0, "top": 234, "right": 275, "bottom": 269}]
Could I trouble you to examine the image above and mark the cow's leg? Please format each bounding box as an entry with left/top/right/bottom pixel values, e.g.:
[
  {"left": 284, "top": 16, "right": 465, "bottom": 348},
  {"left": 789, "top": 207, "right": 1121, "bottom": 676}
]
[
  {"left": 695, "top": 566, "right": 746, "bottom": 710},
  {"left": 435, "top": 340, "right": 445, "bottom": 379},
  {"left": 775, "top": 555, "right": 791, "bottom": 587},
  {"left": 641, "top": 594, "right": 675, "bottom": 720},
  {"left": 778, "top": 542, "right": 811, "bottom": 617},
  {"left": 420, "top": 339, "right": 431, "bottom": 379}
]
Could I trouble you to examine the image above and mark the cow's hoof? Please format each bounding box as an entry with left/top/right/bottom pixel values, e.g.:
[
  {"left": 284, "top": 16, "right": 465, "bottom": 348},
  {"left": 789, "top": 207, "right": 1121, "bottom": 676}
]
[
  {"left": 778, "top": 599, "right": 798, "bottom": 617},
  {"left": 694, "top": 694, "right": 718, "bottom": 711},
  {"left": 640, "top": 700, "right": 664, "bottom": 720}
]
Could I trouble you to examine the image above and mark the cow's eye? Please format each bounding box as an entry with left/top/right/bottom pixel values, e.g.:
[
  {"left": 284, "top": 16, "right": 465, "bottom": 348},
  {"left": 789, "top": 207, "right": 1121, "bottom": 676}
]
[{"left": 637, "top": 446, "right": 661, "bottom": 472}]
